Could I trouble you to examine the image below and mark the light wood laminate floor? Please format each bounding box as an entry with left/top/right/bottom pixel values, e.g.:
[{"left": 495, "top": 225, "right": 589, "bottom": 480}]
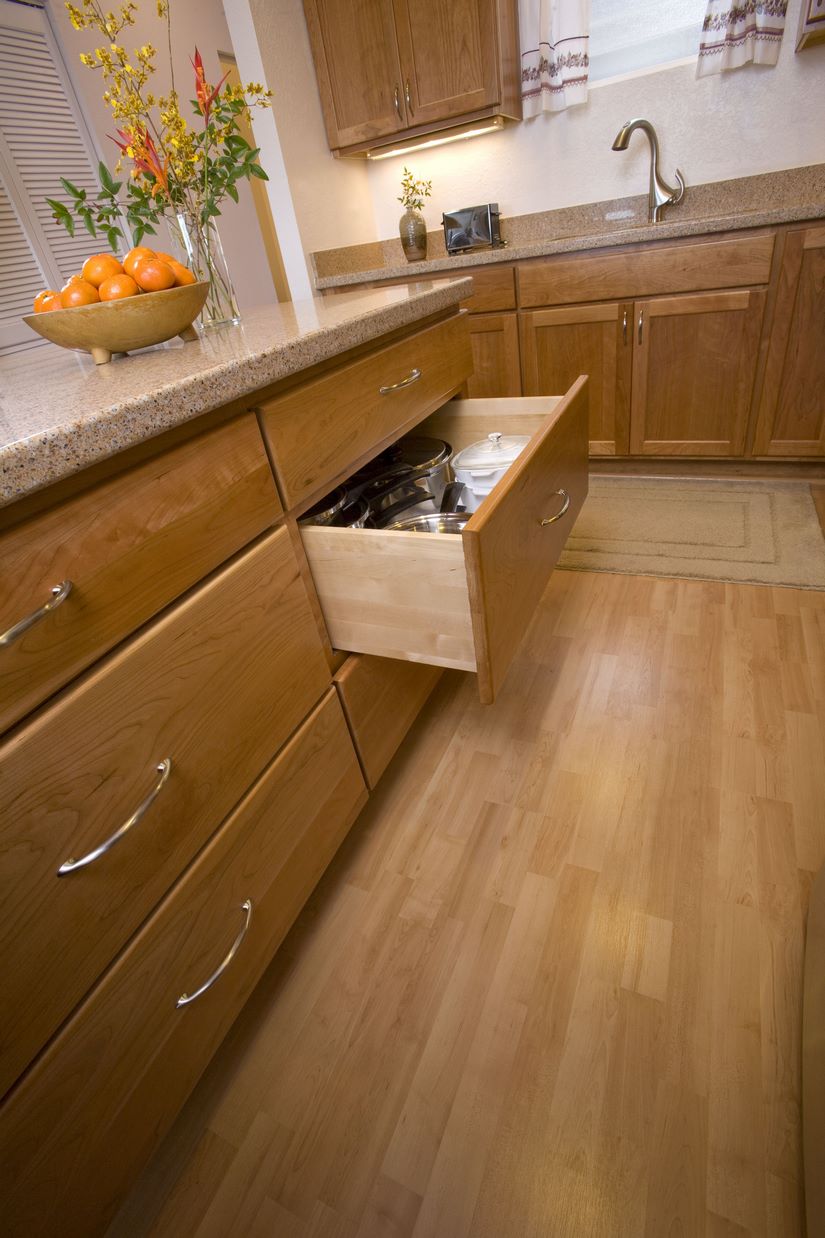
[{"left": 108, "top": 570, "right": 825, "bottom": 1238}]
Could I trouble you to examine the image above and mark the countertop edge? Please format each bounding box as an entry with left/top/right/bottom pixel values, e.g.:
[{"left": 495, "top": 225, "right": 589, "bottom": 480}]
[
  {"left": 0, "top": 278, "right": 473, "bottom": 510},
  {"left": 313, "top": 202, "right": 825, "bottom": 290}
]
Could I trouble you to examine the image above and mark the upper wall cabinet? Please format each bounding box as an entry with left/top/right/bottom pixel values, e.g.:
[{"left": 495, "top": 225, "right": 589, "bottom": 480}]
[{"left": 303, "top": 0, "right": 521, "bottom": 155}]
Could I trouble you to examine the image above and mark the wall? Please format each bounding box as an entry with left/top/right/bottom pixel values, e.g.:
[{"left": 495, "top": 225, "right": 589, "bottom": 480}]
[
  {"left": 245, "top": 0, "right": 376, "bottom": 258},
  {"left": 360, "top": 0, "right": 825, "bottom": 241},
  {"left": 47, "top": 0, "right": 277, "bottom": 309}
]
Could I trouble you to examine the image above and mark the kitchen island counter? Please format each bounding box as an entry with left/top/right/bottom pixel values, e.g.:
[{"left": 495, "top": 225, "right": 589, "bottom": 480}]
[{"left": 0, "top": 278, "right": 472, "bottom": 508}]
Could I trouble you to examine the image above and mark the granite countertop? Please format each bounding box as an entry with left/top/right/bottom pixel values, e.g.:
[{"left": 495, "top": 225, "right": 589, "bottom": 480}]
[
  {"left": 0, "top": 278, "right": 472, "bottom": 509},
  {"left": 313, "top": 164, "right": 825, "bottom": 289}
]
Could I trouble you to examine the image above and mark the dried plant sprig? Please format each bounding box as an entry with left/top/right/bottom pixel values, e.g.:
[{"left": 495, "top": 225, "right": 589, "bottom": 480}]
[{"left": 397, "top": 167, "right": 432, "bottom": 213}]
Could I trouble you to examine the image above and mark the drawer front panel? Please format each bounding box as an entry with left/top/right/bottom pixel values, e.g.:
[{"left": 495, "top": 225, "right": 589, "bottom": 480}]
[
  {"left": 258, "top": 313, "right": 472, "bottom": 510},
  {"left": 302, "top": 384, "right": 589, "bottom": 705},
  {"left": 0, "top": 527, "right": 330, "bottom": 1099},
  {"left": 335, "top": 654, "right": 442, "bottom": 787},
  {"left": 461, "top": 265, "right": 517, "bottom": 312},
  {"left": 0, "top": 414, "right": 281, "bottom": 735},
  {"left": 0, "top": 689, "right": 367, "bottom": 1238},
  {"left": 518, "top": 234, "right": 776, "bottom": 308}
]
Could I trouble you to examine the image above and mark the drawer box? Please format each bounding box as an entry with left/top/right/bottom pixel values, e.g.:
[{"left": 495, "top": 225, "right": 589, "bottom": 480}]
[
  {"left": 335, "top": 654, "right": 442, "bottom": 788},
  {"left": 518, "top": 234, "right": 775, "bottom": 308},
  {"left": 302, "top": 380, "right": 589, "bottom": 705},
  {"left": 461, "top": 264, "right": 517, "bottom": 313},
  {"left": 0, "top": 527, "right": 330, "bottom": 1100},
  {"left": 0, "top": 414, "right": 281, "bottom": 735},
  {"left": 258, "top": 312, "right": 472, "bottom": 511},
  {"left": 0, "top": 689, "right": 367, "bottom": 1238}
]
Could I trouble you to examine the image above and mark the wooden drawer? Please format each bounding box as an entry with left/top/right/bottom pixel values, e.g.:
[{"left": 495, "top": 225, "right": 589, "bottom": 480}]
[
  {"left": 0, "top": 689, "right": 366, "bottom": 1238},
  {"left": 302, "top": 379, "right": 589, "bottom": 705},
  {"left": 0, "top": 414, "right": 281, "bottom": 735},
  {"left": 257, "top": 312, "right": 472, "bottom": 510},
  {"left": 518, "top": 234, "right": 776, "bottom": 308},
  {"left": 0, "top": 527, "right": 330, "bottom": 1100},
  {"left": 461, "top": 265, "right": 517, "bottom": 312},
  {"left": 335, "top": 654, "right": 442, "bottom": 788}
]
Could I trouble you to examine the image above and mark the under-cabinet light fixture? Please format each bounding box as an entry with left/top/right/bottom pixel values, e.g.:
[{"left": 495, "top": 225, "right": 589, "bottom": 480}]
[{"left": 366, "top": 116, "right": 504, "bottom": 161}]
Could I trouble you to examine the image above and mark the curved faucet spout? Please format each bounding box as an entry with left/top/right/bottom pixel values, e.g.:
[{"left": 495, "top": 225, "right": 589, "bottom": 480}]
[{"left": 611, "top": 117, "right": 685, "bottom": 223}]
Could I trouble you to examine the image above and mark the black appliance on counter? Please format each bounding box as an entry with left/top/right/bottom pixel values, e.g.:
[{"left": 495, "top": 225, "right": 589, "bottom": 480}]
[{"left": 442, "top": 203, "right": 506, "bottom": 255}]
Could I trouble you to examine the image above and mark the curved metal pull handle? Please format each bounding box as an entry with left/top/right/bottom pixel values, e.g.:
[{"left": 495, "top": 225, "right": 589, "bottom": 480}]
[
  {"left": 176, "top": 899, "right": 253, "bottom": 1008},
  {"left": 638, "top": 309, "right": 644, "bottom": 345},
  {"left": 540, "top": 489, "right": 571, "bottom": 526},
  {"left": 393, "top": 84, "right": 403, "bottom": 121},
  {"left": 57, "top": 758, "right": 172, "bottom": 876},
  {"left": 1, "top": 580, "right": 73, "bottom": 648},
  {"left": 405, "top": 78, "right": 413, "bottom": 113},
  {"left": 379, "top": 367, "right": 421, "bottom": 395},
  {"left": 622, "top": 310, "right": 628, "bottom": 345}
]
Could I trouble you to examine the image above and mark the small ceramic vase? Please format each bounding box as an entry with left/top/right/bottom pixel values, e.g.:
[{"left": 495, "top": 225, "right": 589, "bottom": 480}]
[{"left": 399, "top": 208, "right": 427, "bottom": 262}]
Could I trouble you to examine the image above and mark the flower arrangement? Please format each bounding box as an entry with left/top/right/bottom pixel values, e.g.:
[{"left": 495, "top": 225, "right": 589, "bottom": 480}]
[
  {"left": 397, "top": 167, "right": 432, "bottom": 213},
  {"left": 47, "top": 0, "right": 272, "bottom": 325}
]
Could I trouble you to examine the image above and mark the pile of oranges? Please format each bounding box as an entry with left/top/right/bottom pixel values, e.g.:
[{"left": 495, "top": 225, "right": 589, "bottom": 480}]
[{"left": 33, "top": 247, "right": 197, "bottom": 313}]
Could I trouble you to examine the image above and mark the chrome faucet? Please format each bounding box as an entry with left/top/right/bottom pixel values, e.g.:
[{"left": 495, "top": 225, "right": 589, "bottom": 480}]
[{"left": 611, "top": 118, "right": 685, "bottom": 224}]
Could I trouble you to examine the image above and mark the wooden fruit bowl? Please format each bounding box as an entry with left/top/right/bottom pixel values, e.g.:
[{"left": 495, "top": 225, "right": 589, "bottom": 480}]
[{"left": 23, "top": 281, "right": 210, "bottom": 365}]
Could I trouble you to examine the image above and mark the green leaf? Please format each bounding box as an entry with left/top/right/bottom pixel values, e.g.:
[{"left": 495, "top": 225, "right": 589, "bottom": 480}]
[
  {"left": 132, "top": 224, "right": 144, "bottom": 246},
  {"left": 248, "top": 163, "right": 268, "bottom": 180},
  {"left": 79, "top": 208, "right": 97, "bottom": 237},
  {"left": 225, "top": 182, "right": 239, "bottom": 203},
  {"left": 105, "top": 225, "right": 123, "bottom": 250},
  {"left": 59, "top": 177, "right": 83, "bottom": 200},
  {"left": 98, "top": 161, "right": 116, "bottom": 192}
]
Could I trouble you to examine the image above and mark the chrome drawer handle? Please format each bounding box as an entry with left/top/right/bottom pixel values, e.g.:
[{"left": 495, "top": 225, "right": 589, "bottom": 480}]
[
  {"left": 57, "top": 758, "right": 172, "bottom": 876},
  {"left": 622, "top": 310, "right": 628, "bottom": 344},
  {"left": 176, "top": 899, "right": 253, "bottom": 1008},
  {"left": 394, "top": 84, "right": 403, "bottom": 121},
  {"left": 1, "top": 580, "right": 73, "bottom": 648},
  {"left": 638, "top": 309, "right": 644, "bottom": 344},
  {"left": 379, "top": 367, "right": 421, "bottom": 394},
  {"left": 540, "top": 489, "right": 571, "bottom": 526},
  {"left": 405, "top": 78, "right": 413, "bottom": 113}
]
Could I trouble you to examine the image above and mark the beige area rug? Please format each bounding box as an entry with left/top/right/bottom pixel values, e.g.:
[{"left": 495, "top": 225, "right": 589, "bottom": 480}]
[{"left": 559, "top": 476, "right": 825, "bottom": 589}]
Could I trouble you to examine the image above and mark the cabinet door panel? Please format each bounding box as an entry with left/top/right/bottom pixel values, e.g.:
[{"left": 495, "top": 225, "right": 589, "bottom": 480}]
[
  {"left": 465, "top": 312, "right": 522, "bottom": 397},
  {"left": 392, "top": 0, "right": 498, "bottom": 124},
  {"left": 304, "top": 0, "right": 406, "bottom": 148},
  {"left": 520, "top": 303, "right": 630, "bottom": 454},
  {"left": 753, "top": 227, "right": 825, "bottom": 456},
  {"left": 630, "top": 289, "right": 766, "bottom": 456}
]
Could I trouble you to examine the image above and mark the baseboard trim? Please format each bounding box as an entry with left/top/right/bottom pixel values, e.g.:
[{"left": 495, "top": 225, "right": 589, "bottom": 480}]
[{"left": 589, "top": 457, "right": 825, "bottom": 480}]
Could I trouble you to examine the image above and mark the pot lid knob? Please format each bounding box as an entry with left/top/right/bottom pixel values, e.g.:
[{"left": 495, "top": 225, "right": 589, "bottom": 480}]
[{"left": 488, "top": 432, "right": 503, "bottom": 449}]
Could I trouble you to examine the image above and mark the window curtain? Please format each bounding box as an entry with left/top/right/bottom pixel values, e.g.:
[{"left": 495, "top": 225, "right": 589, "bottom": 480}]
[
  {"left": 519, "top": 0, "right": 590, "bottom": 116},
  {"left": 697, "top": 1, "right": 788, "bottom": 76}
]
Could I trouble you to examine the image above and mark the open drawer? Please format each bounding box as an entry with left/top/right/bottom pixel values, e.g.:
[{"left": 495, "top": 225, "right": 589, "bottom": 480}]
[{"left": 300, "top": 376, "right": 588, "bottom": 704}]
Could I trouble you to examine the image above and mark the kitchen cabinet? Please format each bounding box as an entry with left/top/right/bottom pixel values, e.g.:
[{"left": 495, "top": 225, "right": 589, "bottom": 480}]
[
  {"left": 752, "top": 225, "right": 825, "bottom": 456},
  {"left": 630, "top": 288, "right": 767, "bottom": 456},
  {"left": 303, "top": 0, "right": 520, "bottom": 154},
  {"left": 465, "top": 311, "right": 522, "bottom": 397},
  {"left": 520, "top": 302, "right": 631, "bottom": 454}
]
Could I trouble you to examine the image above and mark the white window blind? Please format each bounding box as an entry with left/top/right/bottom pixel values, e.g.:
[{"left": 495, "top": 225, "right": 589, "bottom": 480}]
[
  {"left": 0, "top": 0, "right": 101, "bottom": 354},
  {"left": 589, "top": 0, "right": 707, "bottom": 82}
]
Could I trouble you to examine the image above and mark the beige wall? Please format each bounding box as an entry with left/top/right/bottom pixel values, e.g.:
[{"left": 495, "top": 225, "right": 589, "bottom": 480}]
[
  {"left": 246, "top": 0, "right": 376, "bottom": 257},
  {"left": 47, "top": 0, "right": 277, "bottom": 309},
  {"left": 350, "top": 0, "right": 825, "bottom": 244}
]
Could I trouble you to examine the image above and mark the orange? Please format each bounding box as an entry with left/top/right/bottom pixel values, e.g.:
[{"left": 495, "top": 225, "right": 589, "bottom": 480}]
[
  {"left": 33, "top": 289, "right": 59, "bottom": 313},
  {"left": 82, "top": 253, "right": 124, "bottom": 288},
  {"left": 168, "top": 259, "right": 196, "bottom": 286},
  {"left": 59, "top": 279, "right": 100, "bottom": 308},
  {"left": 153, "top": 251, "right": 177, "bottom": 263},
  {"left": 133, "top": 258, "right": 176, "bottom": 292},
  {"left": 123, "top": 246, "right": 156, "bottom": 278},
  {"left": 98, "top": 273, "right": 140, "bottom": 301}
]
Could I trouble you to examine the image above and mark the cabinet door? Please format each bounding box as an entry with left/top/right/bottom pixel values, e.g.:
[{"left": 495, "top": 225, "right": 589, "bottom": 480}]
[
  {"left": 392, "top": 0, "right": 499, "bottom": 125},
  {"left": 304, "top": 0, "right": 407, "bottom": 148},
  {"left": 752, "top": 227, "right": 825, "bottom": 456},
  {"left": 465, "top": 312, "right": 522, "bottom": 397},
  {"left": 630, "top": 289, "right": 766, "bottom": 456},
  {"left": 519, "top": 303, "right": 631, "bottom": 454}
]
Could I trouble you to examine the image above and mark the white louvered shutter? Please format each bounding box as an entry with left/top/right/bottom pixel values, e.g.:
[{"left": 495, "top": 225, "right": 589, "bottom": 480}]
[{"left": 0, "top": 0, "right": 102, "bottom": 354}]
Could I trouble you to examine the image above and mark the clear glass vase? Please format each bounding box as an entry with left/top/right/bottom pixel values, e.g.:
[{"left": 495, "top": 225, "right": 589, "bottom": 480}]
[{"left": 167, "top": 211, "right": 240, "bottom": 330}]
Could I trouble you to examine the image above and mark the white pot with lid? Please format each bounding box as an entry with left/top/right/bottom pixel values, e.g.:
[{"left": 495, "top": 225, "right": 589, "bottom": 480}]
[{"left": 450, "top": 432, "right": 530, "bottom": 512}]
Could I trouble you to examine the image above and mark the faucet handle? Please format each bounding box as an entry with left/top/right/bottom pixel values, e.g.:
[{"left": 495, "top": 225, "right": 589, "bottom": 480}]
[{"left": 671, "top": 167, "right": 686, "bottom": 205}]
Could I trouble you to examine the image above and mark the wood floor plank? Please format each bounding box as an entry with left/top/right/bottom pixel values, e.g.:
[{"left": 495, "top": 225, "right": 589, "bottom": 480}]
[{"left": 106, "top": 570, "right": 825, "bottom": 1238}]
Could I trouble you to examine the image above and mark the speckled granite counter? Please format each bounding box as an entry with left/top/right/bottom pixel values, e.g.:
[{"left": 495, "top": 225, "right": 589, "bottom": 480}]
[
  {"left": 313, "top": 164, "right": 825, "bottom": 289},
  {"left": 0, "top": 278, "right": 472, "bottom": 508}
]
